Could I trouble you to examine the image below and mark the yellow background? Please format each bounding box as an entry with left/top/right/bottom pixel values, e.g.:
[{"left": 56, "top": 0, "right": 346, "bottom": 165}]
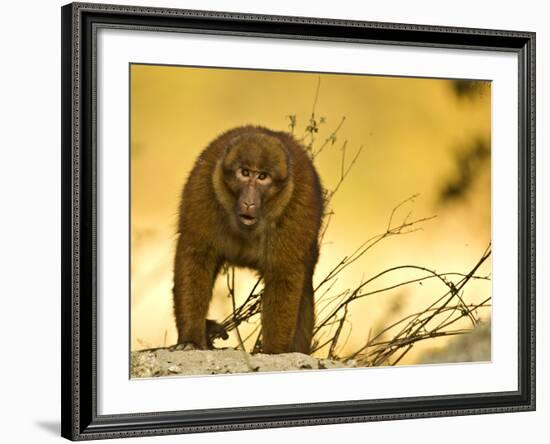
[{"left": 130, "top": 64, "right": 491, "bottom": 364}]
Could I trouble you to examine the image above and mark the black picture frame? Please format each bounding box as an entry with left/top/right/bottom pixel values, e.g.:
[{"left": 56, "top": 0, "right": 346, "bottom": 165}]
[{"left": 61, "top": 2, "right": 536, "bottom": 440}]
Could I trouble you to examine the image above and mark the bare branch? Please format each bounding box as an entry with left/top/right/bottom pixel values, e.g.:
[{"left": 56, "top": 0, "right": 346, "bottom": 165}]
[{"left": 215, "top": 88, "right": 492, "bottom": 366}]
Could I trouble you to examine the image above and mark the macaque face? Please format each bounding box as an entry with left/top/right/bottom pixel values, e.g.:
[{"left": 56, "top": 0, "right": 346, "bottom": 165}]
[{"left": 221, "top": 134, "right": 289, "bottom": 228}]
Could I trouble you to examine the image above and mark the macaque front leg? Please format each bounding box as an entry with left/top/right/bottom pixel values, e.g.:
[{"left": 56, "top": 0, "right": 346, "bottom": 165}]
[
  {"left": 261, "top": 267, "right": 305, "bottom": 354},
  {"left": 172, "top": 238, "right": 219, "bottom": 349}
]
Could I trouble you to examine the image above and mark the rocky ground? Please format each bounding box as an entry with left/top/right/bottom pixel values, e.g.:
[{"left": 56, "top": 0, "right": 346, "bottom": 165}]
[
  {"left": 417, "top": 322, "right": 491, "bottom": 364},
  {"left": 131, "top": 347, "right": 358, "bottom": 378},
  {"left": 131, "top": 322, "right": 491, "bottom": 378}
]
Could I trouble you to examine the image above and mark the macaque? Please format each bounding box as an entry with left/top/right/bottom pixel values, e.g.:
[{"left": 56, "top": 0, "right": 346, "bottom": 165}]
[{"left": 172, "top": 126, "right": 323, "bottom": 354}]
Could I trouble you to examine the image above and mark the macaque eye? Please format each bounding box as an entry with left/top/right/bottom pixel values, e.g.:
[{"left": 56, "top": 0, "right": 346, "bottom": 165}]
[
  {"left": 241, "top": 168, "right": 250, "bottom": 177},
  {"left": 258, "top": 172, "right": 268, "bottom": 181}
]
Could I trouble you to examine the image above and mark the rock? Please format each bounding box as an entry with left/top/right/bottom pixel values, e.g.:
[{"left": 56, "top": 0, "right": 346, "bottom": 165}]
[
  {"left": 417, "top": 322, "right": 491, "bottom": 364},
  {"left": 131, "top": 348, "right": 357, "bottom": 378}
]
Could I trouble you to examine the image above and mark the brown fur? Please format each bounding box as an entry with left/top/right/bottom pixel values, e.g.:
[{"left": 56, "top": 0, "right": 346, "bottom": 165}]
[{"left": 172, "top": 125, "right": 324, "bottom": 354}]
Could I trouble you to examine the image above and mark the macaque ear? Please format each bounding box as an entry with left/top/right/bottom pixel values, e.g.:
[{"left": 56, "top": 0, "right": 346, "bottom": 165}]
[
  {"left": 225, "top": 134, "right": 245, "bottom": 154},
  {"left": 278, "top": 139, "right": 292, "bottom": 169},
  {"left": 270, "top": 137, "right": 292, "bottom": 181},
  {"left": 221, "top": 135, "right": 244, "bottom": 170},
  {"left": 270, "top": 136, "right": 288, "bottom": 156}
]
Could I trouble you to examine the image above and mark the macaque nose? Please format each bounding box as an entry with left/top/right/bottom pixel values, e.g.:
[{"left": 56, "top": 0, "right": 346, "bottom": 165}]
[{"left": 244, "top": 201, "right": 255, "bottom": 209}]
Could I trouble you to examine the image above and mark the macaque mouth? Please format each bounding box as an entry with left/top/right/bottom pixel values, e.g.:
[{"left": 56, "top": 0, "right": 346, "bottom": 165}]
[{"left": 238, "top": 213, "right": 257, "bottom": 226}]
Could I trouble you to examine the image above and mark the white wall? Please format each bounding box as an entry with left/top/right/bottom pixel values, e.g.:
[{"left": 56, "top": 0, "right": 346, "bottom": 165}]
[{"left": 0, "top": 0, "right": 546, "bottom": 442}]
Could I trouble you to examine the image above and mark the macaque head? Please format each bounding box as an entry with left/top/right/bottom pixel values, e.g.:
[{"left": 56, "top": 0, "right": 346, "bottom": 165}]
[{"left": 219, "top": 132, "right": 291, "bottom": 229}]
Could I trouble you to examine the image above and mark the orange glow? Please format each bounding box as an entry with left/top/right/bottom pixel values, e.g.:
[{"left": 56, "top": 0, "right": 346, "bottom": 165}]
[{"left": 130, "top": 64, "right": 491, "bottom": 365}]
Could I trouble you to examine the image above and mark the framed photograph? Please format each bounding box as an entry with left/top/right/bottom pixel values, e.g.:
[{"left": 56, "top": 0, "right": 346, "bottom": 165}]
[{"left": 61, "top": 2, "right": 536, "bottom": 440}]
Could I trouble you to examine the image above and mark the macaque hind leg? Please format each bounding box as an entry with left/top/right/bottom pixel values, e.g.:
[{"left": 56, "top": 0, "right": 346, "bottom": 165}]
[{"left": 206, "top": 319, "right": 229, "bottom": 348}]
